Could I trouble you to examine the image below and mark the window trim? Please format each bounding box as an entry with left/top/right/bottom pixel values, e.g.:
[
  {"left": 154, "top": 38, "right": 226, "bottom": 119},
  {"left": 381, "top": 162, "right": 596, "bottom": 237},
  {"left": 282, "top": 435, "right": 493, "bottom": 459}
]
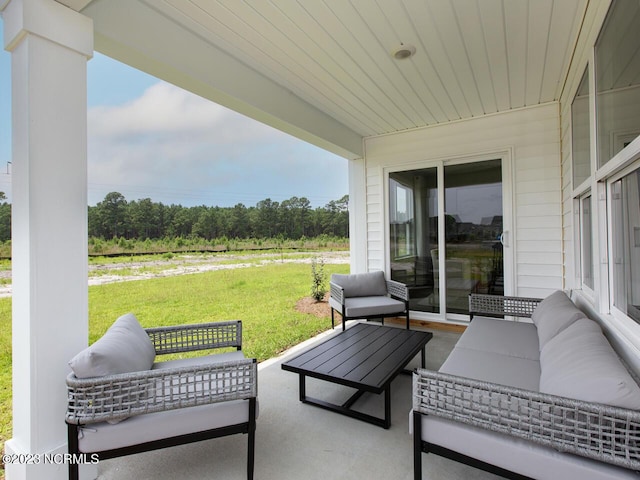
[
  {"left": 596, "top": 136, "right": 640, "bottom": 183},
  {"left": 606, "top": 157, "right": 640, "bottom": 323},
  {"left": 578, "top": 192, "right": 596, "bottom": 297},
  {"left": 571, "top": 67, "right": 591, "bottom": 191}
]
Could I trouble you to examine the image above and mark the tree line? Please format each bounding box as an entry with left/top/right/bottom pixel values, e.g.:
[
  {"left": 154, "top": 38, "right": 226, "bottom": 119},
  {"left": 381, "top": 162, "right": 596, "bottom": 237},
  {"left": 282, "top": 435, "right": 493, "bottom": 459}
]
[
  {"left": 0, "top": 191, "right": 349, "bottom": 244},
  {"left": 87, "top": 192, "right": 348, "bottom": 241}
]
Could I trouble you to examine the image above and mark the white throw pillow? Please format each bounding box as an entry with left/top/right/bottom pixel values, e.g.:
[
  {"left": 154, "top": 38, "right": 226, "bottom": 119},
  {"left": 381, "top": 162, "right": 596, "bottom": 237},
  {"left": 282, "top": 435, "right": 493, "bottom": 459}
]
[
  {"left": 69, "top": 313, "right": 156, "bottom": 379},
  {"left": 540, "top": 318, "right": 640, "bottom": 410}
]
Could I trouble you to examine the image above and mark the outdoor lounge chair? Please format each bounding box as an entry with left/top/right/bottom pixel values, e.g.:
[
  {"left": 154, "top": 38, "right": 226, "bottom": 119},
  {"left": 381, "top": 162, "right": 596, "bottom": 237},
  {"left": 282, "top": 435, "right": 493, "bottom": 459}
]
[
  {"left": 65, "top": 314, "right": 257, "bottom": 480},
  {"left": 329, "top": 271, "right": 410, "bottom": 331}
]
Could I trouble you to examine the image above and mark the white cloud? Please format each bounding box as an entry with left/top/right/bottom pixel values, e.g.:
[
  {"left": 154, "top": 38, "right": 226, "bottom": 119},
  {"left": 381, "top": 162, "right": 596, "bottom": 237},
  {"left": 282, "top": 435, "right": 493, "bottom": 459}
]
[
  {"left": 89, "top": 82, "right": 281, "bottom": 143},
  {"left": 88, "top": 81, "right": 348, "bottom": 207}
]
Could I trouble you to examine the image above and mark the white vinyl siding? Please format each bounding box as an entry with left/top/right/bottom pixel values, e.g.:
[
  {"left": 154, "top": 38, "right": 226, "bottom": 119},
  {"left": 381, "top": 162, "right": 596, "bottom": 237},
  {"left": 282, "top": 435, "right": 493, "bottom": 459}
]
[{"left": 363, "top": 103, "right": 562, "bottom": 299}]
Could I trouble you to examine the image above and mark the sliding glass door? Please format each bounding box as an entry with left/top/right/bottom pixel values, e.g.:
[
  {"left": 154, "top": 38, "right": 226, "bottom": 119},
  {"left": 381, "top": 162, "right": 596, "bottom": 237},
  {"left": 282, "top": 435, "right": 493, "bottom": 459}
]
[
  {"left": 389, "top": 159, "right": 504, "bottom": 317},
  {"left": 390, "top": 168, "right": 439, "bottom": 313}
]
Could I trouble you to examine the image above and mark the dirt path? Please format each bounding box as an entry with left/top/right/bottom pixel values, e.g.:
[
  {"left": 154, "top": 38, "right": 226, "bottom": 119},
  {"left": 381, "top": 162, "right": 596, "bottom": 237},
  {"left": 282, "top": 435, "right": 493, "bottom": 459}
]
[{"left": 0, "top": 251, "right": 350, "bottom": 298}]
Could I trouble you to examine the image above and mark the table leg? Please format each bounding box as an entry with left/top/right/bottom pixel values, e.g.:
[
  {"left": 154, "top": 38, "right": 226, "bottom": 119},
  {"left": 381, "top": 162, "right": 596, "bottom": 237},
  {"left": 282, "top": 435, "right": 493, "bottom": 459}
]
[
  {"left": 297, "top": 382, "right": 390, "bottom": 429},
  {"left": 384, "top": 386, "right": 391, "bottom": 429},
  {"left": 299, "top": 374, "right": 306, "bottom": 402}
]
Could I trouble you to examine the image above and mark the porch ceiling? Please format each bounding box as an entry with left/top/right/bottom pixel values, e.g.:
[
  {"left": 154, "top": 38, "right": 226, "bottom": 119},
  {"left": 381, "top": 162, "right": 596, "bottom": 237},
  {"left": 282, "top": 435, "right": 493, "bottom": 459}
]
[{"left": 63, "top": 0, "right": 588, "bottom": 159}]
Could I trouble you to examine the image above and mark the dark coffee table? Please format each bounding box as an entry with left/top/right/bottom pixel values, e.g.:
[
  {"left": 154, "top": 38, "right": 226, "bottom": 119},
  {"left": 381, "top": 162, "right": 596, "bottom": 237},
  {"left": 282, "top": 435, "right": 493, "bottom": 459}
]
[{"left": 281, "top": 323, "right": 432, "bottom": 428}]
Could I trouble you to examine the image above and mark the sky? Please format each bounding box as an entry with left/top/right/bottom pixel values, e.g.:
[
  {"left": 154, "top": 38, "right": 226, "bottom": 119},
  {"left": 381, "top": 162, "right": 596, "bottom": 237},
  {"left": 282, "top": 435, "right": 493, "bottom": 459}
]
[{"left": 0, "top": 21, "right": 348, "bottom": 209}]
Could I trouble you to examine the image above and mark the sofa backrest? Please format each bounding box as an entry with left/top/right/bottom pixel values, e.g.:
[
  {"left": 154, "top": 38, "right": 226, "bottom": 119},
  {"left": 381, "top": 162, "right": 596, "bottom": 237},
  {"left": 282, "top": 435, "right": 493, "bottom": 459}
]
[
  {"left": 570, "top": 290, "right": 640, "bottom": 382},
  {"left": 528, "top": 290, "right": 640, "bottom": 410},
  {"left": 331, "top": 271, "right": 388, "bottom": 298},
  {"left": 531, "top": 290, "right": 586, "bottom": 350}
]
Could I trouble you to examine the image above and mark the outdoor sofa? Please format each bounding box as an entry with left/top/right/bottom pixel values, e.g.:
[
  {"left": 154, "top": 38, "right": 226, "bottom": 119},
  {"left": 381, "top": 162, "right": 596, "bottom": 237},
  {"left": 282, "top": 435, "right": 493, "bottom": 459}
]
[
  {"left": 65, "top": 314, "right": 257, "bottom": 480},
  {"left": 412, "top": 291, "right": 640, "bottom": 480}
]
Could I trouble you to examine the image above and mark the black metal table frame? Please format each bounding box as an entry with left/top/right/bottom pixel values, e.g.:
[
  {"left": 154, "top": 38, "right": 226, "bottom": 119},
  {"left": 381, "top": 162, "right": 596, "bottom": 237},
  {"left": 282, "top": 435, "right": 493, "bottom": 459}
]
[{"left": 283, "top": 324, "right": 431, "bottom": 429}]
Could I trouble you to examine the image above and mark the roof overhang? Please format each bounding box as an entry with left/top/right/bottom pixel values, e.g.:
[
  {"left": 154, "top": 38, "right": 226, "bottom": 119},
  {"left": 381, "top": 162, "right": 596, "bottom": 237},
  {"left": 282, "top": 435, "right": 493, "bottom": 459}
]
[{"left": 57, "top": 0, "right": 590, "bottom": 161}]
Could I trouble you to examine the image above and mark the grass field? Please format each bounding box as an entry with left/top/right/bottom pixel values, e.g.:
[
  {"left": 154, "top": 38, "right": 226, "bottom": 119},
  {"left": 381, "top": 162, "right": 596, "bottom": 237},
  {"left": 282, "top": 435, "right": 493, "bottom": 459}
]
[{"left": 0, "top": 258, "right": 349, "bottom": 470}]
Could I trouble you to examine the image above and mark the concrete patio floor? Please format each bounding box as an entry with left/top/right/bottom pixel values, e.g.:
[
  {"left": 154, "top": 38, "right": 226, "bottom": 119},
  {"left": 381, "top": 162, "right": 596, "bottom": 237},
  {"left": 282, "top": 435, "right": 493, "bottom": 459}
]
[{"left": 96, "top": 321, "right": 501, "bottom": 480}]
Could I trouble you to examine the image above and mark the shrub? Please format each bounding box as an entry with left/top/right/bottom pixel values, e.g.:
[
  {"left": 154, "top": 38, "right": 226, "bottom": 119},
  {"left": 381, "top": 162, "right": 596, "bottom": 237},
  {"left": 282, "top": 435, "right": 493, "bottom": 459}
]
[{"left": 310, "top": 256, "right": 327, "bottom": 302}]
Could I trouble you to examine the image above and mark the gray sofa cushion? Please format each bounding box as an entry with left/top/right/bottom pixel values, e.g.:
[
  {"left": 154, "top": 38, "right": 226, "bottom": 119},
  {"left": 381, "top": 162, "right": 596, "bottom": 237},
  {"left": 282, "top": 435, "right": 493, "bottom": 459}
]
[
  {"left": 69, "top": 313, "right": 156, "bottom": 379},
  {"left": 458, "top": 317, "right": 540, "bottom": 361},
  {"left": 440, "top": 346, "right": 541, "bottom": 391},
  {"left": 331, "top": 271, "right": 388, "bottom": 297},
  {"left": 418, "top": 415, "right": 639, "bottom": 480},
  {"left": 540, "top": 318, "right": 640, "bottom": 410},
  {"left": 531, "top": 290, "right": 586, "bottom": 349}
]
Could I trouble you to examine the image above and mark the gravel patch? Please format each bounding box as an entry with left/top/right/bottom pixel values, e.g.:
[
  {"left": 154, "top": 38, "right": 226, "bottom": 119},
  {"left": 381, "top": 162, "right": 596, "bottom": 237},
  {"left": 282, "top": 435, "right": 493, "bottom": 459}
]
[{"left": 0, "top": 251, "right": 350, "bottom": 298}]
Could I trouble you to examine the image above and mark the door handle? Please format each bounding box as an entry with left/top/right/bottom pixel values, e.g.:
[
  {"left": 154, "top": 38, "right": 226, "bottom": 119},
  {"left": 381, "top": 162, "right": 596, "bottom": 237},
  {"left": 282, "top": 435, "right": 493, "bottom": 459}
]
[{"left": 500, "top": 231, "right": 508, "bottom": 247}]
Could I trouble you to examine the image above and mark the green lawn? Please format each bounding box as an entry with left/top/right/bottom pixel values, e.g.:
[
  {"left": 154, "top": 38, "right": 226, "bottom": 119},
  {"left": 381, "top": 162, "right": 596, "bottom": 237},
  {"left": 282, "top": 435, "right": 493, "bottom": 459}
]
[{"left": 0, "top": 261, "right": 349, "bottom": 460}]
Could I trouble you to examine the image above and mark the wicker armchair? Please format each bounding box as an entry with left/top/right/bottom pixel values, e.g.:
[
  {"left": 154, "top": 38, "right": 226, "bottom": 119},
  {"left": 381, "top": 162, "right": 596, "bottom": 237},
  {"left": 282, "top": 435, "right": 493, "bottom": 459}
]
[
  {"left": 66, "top": 319, "right": 257, "bottom": 480},
  {"left": 329, "top": 271, "right": 410, "bottom": 331}
]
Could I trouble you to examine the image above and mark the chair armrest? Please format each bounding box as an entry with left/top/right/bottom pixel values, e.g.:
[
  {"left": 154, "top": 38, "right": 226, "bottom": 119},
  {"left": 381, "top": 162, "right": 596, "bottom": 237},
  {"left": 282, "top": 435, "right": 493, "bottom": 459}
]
[
  {"left": 413, "top": 368, "right": 640, "bottom": 471},
  {"left": 386, "top": 279, "right": 409, "bottom": 301},
  {"left": 66, "top": 357, "right": 257, "bottom": 425},
  {"left": 145, "top": 320, "right": 242, "bottom": 355},
  {"left": 330, "top": 281, "right": 345, "bottom": 305},
  {"left": 468, "top": 294, "right": 541, "bottom": 320}
]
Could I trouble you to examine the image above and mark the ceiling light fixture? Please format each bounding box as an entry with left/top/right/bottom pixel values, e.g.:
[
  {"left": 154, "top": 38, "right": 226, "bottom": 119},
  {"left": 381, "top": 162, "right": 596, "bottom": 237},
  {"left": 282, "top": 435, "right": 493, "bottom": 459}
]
[{"left": 391, "top": 43, "right": 416, "bottom": 60}]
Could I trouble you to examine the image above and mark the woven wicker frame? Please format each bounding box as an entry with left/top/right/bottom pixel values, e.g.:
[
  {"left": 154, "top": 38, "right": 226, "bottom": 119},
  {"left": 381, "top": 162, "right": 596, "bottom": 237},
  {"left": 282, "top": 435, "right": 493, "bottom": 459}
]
[
  {"left": 66, "top": 320, "right": 256, "bottom": 425},
  {"left": 386, "top": 279, "right": 410, "bottom": 301},
  {"left": 330, "top": 281, "right": 344, "bottom": 305},
  {"left": 413, "top": 368, "right": 640, "bottom": 470},
  {"left": 146, "top": 320, "right": 242, "bottom": 354},
  {"left": 468, "top": 293, "right": 542, "bottom": 319}
]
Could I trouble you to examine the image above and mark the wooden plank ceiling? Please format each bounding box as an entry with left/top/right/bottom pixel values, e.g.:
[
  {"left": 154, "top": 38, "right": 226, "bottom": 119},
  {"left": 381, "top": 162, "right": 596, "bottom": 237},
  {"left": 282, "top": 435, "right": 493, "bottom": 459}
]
[{"left": 71, "top": 0, "right": 588, "bottom": 156}]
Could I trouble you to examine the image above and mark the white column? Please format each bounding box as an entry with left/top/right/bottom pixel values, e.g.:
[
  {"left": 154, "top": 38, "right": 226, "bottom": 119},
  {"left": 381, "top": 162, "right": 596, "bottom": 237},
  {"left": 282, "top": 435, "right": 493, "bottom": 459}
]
[
  {"left": 1, "top": 1, "right": 92, "bottom": 479},
  {"left": 348, "top": 157, "right": 367, "bottom": 273}
]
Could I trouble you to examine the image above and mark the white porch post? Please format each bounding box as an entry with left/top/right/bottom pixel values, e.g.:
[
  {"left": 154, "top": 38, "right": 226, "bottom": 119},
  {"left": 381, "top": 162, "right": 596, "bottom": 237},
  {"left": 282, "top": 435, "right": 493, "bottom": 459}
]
[
  {"left": 348, "top": 157, "right": 367, "bottom": 273},
  {"left": 2, "top": 1, "right": 92, "bottom": 479}
]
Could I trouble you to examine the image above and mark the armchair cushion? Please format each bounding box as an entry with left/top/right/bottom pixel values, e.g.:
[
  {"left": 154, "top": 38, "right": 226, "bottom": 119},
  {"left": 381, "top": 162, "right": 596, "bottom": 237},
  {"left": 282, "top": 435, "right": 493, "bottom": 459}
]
[
  {"left": 77, "top": 399, "right": 256, "bottom": 453},
  {"left": 342, "top": 296, "right": 406, "bottom": 318},
  {"left": 331, "top": 271, "right": 388, "bottom": 298},
  {"left": 69, "top": 313, "right": 156, "bottom": 379},
  {"left": 152, "top": 350, "right": 246, "bottom": 370}
]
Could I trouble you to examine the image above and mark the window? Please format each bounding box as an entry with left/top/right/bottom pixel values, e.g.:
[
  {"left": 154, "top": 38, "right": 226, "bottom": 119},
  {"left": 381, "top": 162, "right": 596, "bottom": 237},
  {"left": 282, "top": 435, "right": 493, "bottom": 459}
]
[
  {"left": 572, "top": 69, "right": 590, "bottom": 188},
  {"left": 579, "top": 194, "right": 594, "bottom": 290},
  {"left": 569, "top": 0, "right": 640, "bottom": 325},
  {"left": 595, "top": 0, "right": 640, "bottom": 167},
  {"left": 389, "top": 178, "right": 416, "bottom": 259},
  {"left": 611, "top": 166, "right": 640, "bottom": 323}
]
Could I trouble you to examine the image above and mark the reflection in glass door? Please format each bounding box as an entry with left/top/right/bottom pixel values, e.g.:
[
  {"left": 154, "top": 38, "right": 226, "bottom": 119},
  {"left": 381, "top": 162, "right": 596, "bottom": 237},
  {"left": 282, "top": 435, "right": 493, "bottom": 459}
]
[
  {"left": 389, "top": 168, "right": 439, "bottom": 313},
  {"left": 389, "top": 160, "right": 503, "bottom": 317},
  {"left": 444, "top": 160, "right": 503, "bottom": 314}
]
